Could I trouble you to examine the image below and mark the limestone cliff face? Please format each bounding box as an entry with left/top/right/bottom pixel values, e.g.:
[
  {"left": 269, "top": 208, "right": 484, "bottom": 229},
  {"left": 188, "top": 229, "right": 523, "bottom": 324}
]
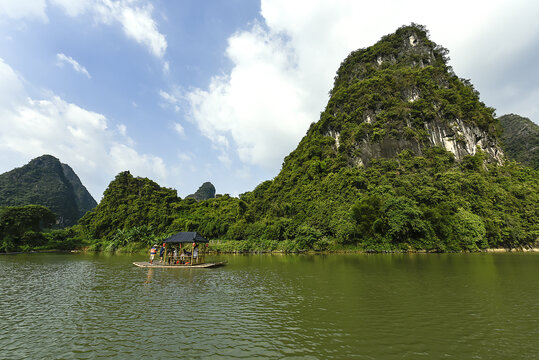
[
  {"left": 326, "top": 117, "right": 505, "bottom": 167},
  {"left": 316, "top": 24, "right": 505, "bottom": 167}
]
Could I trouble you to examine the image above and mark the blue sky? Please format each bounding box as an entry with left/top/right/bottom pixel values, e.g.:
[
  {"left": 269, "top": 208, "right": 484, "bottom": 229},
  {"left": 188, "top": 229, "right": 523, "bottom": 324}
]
[{"left": 0, "top": 0, "right": 538, "bottom": 201}]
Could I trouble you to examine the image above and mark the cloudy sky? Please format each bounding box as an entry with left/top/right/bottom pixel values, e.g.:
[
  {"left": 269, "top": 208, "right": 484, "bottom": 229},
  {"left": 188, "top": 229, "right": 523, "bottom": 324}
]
[{"left": 0, "top": 0, "right": 537, "bottom": 200}]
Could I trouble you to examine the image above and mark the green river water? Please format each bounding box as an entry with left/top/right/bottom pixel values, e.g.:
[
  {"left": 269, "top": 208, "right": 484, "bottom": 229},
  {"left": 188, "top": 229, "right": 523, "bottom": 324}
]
[{"left": 0, "top": 252, "right": 537, "bottom": 359}]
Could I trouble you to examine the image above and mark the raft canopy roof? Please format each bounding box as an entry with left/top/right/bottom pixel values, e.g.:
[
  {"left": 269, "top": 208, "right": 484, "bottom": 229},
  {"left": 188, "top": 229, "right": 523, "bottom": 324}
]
[{"left": 163, "top": 232, "right": 209, "bottom": 244}]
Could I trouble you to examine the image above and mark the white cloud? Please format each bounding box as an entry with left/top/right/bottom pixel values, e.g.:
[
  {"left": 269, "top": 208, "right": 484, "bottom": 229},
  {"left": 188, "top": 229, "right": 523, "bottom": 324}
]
[
  {"left": 187, "top": 0, "right": 539, "bottom": 172},
  {"left": 173, "top": 122, "right": 184, "bottom": 136},
  {"left": 159, "top": 89, "right": 177, "bottom": 104},
  {"left": 178, "top": 153, "right": 192, "bottom": 162},
  {"left": 49, "top": 0, "right": 90, "bottom": 17},
  {"left": 217, "top": 153, "right": 232, "bottom": 167},
  {"left": 109, "top": 143, "right": 167, "bottom": 180},
  {"left": 159, "top": 89, "right": 180, "bottom": 112},
  {"left": 0, "top": 0, "right": 47, "bottom": 21},
  {"left": 0, "top": 58, "right": 168, "bottom": 200},
  {"left": 187, "top": 24, "right": 311, "bottom": 169},
  {"left": 0, "top": 58, "right": 25, "bottom": 105},
  {"left": 56, "top": 53, "right": 91, "bottom": 78},
  {"left": 117, "top": 123, "right": 127, "bottom": 136},
  {"left": 1, "top": 0, "right": 167, "bottom": 58},
  {"left": 104, "top": 1, "right": 167, "bottom": 58}
]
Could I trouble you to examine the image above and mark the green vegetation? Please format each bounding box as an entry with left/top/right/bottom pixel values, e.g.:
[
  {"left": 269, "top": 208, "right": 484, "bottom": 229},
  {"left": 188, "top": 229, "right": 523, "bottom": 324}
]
[
  {"left": 0, "top": 154, "right": 97, "bottom": 227},
  {"left": 232, "top": 149, "right": 537, "bottom": 252},
  {"left": 72, "top": 147, "right": 537, "bottom": 253},
  {"left": 498, "top": 114, "right": 539, "bottom": 169},
  {"left": 2, "top": 25, "right": 537, "bottom": 254},
  {"left": 77, "top": 171, "right": 179, "bottom": 251},
  {"left": 0, "top": 204, "right": 86, "bottom": 253},
  {"left": 0, "top": 205, "right": 54, "bottom": 252}
]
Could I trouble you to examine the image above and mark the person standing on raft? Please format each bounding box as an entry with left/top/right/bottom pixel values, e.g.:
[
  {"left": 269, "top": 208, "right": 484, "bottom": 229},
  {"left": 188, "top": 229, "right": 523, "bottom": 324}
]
[
  {"left": 193, "top": 244, "right": 199, "bottom": 258},
  {"left": 159, "top": 243, "right": 166, "bottom": 263},
  {"left": 149, "top": 245, "right": 157, "bottom": 264}
]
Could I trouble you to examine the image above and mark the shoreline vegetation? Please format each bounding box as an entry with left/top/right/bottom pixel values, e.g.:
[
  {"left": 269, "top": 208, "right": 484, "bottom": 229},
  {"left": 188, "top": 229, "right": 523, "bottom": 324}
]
[
  {"left": 2, "top": 244, "right": 538, "bottom": 256},
  {"left": 1, "top": 155, "right": 538, "bottom": 255}
]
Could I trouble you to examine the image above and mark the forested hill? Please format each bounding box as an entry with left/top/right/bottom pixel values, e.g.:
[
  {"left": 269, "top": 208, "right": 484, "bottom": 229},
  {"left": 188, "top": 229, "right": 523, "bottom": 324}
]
[
  {"left": 79, "top": 171, "right": 180, "bottom": 241},
  {"left": 228, "top": 24, "right": 537, "bottom": 251},
  {"left": 0, "top": 155, "right": 97, "bottom": 226},
  {"left": 498, "top": 114, "right": 539, "bottom": 169},
  {"left": 78, "top": 24, "right": 538, "bottom": 252}
]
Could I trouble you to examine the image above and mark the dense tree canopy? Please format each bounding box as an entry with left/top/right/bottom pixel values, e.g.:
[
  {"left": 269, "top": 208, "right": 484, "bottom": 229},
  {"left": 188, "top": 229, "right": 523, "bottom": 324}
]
[{"left": 0, "top": 205, "right": 56, "bottom": 252}]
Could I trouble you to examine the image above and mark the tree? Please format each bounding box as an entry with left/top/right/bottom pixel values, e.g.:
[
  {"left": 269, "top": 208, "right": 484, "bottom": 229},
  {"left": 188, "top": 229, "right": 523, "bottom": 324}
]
[{"left": 0, "top": 205, "right": 56, "bottom": 252}]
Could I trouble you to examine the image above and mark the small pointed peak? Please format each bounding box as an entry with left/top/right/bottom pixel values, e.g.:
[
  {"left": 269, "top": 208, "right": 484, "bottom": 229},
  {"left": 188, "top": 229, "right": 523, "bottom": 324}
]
[{"left": 30, "top": 154, "right": 61, "bottom": 164}]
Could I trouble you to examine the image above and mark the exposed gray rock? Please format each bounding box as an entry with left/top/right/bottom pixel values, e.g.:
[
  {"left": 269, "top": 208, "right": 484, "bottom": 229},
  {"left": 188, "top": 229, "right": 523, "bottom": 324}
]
[{"left": 186, "top": 182, "right": 216, "bottom": 201}]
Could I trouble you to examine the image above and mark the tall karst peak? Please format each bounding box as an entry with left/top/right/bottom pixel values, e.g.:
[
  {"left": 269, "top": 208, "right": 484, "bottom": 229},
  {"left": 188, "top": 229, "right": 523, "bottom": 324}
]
[
  {"left": 307, "top": 24, "right": 504, "bottom": 169},
  {"left": 0, "top": 154, "right": 97, "bottom": 226}
]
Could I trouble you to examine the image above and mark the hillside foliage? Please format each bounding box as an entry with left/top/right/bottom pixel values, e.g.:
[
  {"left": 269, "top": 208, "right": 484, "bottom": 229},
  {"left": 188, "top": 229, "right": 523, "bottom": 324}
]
[
  {"left": 3, "top": 25, "right": 537, "bottom": 253},
  {"left": 0, "top": 205, "right": 55, "bottom": 252},
  {"left": 498, "top": 114, "right": 539, "bottom": 169},
  {"left": 71, "top": 148, "right": 538, "bottom": 253}
]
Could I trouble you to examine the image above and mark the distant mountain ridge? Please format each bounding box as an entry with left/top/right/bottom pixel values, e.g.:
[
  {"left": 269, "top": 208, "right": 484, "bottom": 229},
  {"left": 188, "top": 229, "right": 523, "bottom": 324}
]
[
  {"left": 0, "top": 155, "right": 97, "bottom": 226},
  {"left": 498, "top": 114, "right": 538, "bottom": 169}
]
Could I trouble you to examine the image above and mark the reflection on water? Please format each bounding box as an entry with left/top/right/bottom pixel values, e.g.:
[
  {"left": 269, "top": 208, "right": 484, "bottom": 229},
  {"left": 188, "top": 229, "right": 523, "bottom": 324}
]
[
  {"left": 145, "top": 268, "right": 154, "bottom": 284},
  {"left": 0, "top": 252, "right": 537, "bottom": 359}
]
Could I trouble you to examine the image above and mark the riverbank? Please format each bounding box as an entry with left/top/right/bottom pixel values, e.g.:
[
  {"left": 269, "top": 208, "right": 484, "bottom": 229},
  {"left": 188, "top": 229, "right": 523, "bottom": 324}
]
[
  {"left": 208, "top": 247, "right": 539, "bottom": 254},
  {"left": 4, "top": 242, "right": 538, "bottom": 255},
  {"left": 484, "top": 247, "right": 539, "bottom": 253},
  {"left": 0, "top": 249, "right": 74, "bottom": 255},
  {"left": 206, "top": 238, "right": 539, "bottom": 254}
]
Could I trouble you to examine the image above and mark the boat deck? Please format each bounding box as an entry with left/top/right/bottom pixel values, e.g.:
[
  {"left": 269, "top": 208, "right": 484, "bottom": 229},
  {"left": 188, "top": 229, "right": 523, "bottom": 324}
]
[{"left": 133, "top": 261, "right": 226, "bottom": 269}]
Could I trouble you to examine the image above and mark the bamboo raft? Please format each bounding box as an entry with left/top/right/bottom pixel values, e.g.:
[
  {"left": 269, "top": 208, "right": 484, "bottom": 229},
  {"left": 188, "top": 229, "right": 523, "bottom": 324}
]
[
  {"left": 139, "top": 232, "right": 225, "bottom": 269},
  {"left": 133, "top": 261, "right": 226, "bottom": 269}
]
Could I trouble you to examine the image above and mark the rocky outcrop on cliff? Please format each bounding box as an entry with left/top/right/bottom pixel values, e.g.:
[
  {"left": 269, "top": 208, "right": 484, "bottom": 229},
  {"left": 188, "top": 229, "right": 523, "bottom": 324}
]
[{"left": 186, "top": 182, "right": 216, "bottom": 201}]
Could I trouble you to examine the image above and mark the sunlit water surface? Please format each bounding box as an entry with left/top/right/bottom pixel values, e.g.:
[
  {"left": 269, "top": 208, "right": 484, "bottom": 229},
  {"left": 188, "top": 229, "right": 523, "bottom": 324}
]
[{"left": 0, "top": 252, "right": 537, "bottom": 359}]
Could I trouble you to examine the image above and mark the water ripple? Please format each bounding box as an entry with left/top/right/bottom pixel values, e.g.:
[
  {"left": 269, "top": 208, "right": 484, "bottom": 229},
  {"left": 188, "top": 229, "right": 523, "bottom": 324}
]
[{"left": 0, "top": 253, "right": 538, "bottom": 359}]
